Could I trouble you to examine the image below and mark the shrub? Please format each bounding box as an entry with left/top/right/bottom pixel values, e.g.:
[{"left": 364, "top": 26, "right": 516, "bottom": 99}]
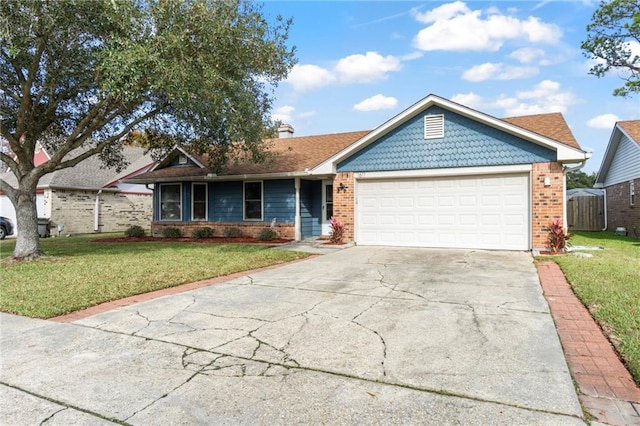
[
  {"left": 257, "top": 228, "right": 278, "bottom": 241},
  {"left": 547, "top": 218, "right": 572, "bottom": 252},
  {"left": 191, "top": 227, "right": 214, "bottom": 239},
  {"left": 329, "top": 216, "right": 344, "bottom": 244},
  {"left": 124, "top": 225, "right": 146, "bottom": 238},
  {"left": 223, "top": 227, "right": 243, "bottom": 238},
  {"left": 162, "top": 227, "right": 182, "bottom": 238}
]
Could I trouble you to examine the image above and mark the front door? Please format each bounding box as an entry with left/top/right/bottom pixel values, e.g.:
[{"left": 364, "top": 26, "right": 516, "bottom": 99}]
[{"left": 321, "top": 180, "right": 333, "bottom": 235}]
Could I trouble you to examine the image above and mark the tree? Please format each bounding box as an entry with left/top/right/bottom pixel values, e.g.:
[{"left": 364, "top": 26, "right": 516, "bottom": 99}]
[
  {"left": 566, "top": 170, "right": 597, "bottom": 190},
  {"left": 0, "top": 0, "right": 296, "bottom": 260},
  {"left": 581, "top": 0, "right": 640, "bottom": 97}
]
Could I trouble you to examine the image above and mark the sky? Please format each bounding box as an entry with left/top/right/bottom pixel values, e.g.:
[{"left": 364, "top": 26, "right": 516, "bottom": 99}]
[{"left": 261, "top": 0, "right": 640, "bottom": 174}]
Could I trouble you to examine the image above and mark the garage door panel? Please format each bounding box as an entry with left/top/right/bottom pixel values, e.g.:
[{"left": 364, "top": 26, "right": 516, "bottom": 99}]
[{"left": 356, "top": 174, "right": 529, "bottom": 250}]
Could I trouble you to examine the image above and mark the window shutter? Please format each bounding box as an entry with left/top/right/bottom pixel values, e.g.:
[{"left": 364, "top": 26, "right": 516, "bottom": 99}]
[{"left": 424, "top": 114, "right": 444, "bottom": 139}]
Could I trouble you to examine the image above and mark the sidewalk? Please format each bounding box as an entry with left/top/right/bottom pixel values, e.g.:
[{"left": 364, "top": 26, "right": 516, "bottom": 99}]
[{"left": 537, "top": 261, "right": 640, "bottom": 426}]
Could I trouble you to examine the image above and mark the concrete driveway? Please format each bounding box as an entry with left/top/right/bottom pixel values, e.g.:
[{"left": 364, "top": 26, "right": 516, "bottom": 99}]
[{"left": 1, "top": 247, "right": 584, "bottom": 425}]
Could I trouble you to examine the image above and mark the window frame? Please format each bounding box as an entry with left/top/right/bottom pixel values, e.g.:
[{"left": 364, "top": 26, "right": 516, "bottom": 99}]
[
  {"left": 243, "top": 181, "right": 263, "bottom": 221},
  {"left": 631, "top": 180, "right": 636, "bottom": 206},
  {"left": 159, "top": 183, "right": 182, "bottom": 221},
  {"left": 191, "top": 182, "right": 208, "bottom": 221}
]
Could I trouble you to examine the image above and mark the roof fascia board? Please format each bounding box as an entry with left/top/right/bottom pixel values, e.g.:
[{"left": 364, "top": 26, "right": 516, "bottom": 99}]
[
  {"left": 149, "top": 145, "right": 207, "bottom": 172},
  {"left": 594, "top": 123, "right": 623, "bottom": 185},
  {"left": 125, "top": 170, "right": 310, "bottom": 184},
  {"left": 312, "top": 95, "right": 587, "bottom": 175},
  {"left": 103, "top": 162, "right": 155, "bottom": 188}
]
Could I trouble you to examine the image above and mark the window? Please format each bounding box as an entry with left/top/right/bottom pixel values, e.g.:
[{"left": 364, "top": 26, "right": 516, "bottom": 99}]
[
  {"left": 192, "top": 183, "right": 207, "bottom": 220},
  {"left": 325, "top": 184, "right": 333, "bottom": 221},
  {"left": 424, "top": 114, "right": 444, "bottom": 139},
  {"left": 159, "top": 183, "right": 181, "bottom": 221},
  {"left": 244, "top": 181, "right": 263, "bottom": 220},
  {"left": 178, "top": 154, "right": 188, "bottom": 165},
  {"left": 631, "top": 180, "right": 636, "bottom": 206}
]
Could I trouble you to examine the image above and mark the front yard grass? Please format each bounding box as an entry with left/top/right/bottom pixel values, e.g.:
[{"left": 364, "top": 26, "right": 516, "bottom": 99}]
[
  {"left": 547, "top": 231, "right": 640, "bottom": 383},
  {"left": 0, "top": 234, "right": 309, "bottom": 319}
]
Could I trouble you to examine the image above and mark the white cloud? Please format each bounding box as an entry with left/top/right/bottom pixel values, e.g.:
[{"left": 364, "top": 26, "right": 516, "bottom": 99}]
[
  {"left": 587, "top": 114, "right": 619, "bottom": 129},
  {"left": 353, "top": 94, "right": 399, "bottom": 111},
  {"left": 336, "top": 51, "right": 402, "bottom": 83},
  {"left": 509, "top": 47, "right": 545, "bottom": 64},
  {"left": 412, "top": 1, "right": 469, "bottom": 23},
  {"left": 413, "top": 1, "right": 561, "bottom": 52},
  {"left": 462, "top": 62, "right": 538, "bottom": 82},
  {"left": 272, "top": 105, "right": 296, "bottom": 124},
  {"left": 286, "top": 64, "right": 336, "bottom": 92},
  {"left": 451, "top": 92, "right": 485, "bottom": 109},
  {"left": 452, "top": 80, "right": 580, "bottom": 117}
]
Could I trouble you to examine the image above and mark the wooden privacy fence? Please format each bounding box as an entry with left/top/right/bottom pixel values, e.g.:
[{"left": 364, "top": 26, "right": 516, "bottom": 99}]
[{"left": 567, "top": 195, "right": 604, "bottom": 231}]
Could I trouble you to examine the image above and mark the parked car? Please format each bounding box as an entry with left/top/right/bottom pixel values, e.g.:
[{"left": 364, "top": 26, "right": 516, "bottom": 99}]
[{"left": 0, "top": 216, "right": 14, "bottom": 240}]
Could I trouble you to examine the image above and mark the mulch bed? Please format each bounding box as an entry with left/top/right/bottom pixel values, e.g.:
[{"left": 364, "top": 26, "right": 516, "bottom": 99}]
[{"left": 92, "top": 236, "right": 293, "bottom": 244}]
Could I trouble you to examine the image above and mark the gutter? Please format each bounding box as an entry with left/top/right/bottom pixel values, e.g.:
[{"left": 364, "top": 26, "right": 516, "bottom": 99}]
[{"left": 94, "top": 189, "right": 102, "bottom": 232}]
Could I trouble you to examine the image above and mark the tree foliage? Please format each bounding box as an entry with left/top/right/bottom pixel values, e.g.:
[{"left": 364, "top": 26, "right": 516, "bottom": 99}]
[
  {"left": 0, "top": 0, "right": 296, "bottom": 259},
  {"left": 581, "top": 0, "right": 640, "bottom": 97},
  {"left": 566, "top": 170, "right": 597, "bottom": 190}
]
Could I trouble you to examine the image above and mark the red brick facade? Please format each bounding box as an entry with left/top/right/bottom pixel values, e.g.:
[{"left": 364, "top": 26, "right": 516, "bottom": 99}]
[
  {"left": 333, "top": 162, "right": 567, "bottom": 251},
  {"left": 531, "top": 162, "right": 565, "bottom": 249},
  {"left": 333, "top": 172, "right": 356, "bottom": 241},
  {"left": 604, "top": 178, "right": 640, "bottom": 238}
]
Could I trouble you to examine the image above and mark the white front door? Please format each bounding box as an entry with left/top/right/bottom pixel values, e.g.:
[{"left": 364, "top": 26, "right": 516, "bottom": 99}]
[{"left": 321, "top": 180, "right": 333, "bottom": 235}]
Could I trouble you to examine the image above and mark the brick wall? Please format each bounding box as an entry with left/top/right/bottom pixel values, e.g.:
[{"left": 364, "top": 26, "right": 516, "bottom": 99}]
[
  {"left": 333, "top": 172, "right": 355, "bottom": 241},
  {"left": 605, "top": 178, "right": 640, "bottom": 238},
  {"left": 151, "top": 221, "right": 295, "bottom": 239},
  {"left": 50, "top": 189, "right": 152, "bottom": 235},
  {"left": 531, "top": 162, "right": 565, "bottom": 249}
]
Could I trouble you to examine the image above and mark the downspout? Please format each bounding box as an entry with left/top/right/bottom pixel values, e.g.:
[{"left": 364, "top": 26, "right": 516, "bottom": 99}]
[
  {"left": 94, "top": 189, "right": 102, "bottom": 232},
  {"left": 601, "top": 188, "right": 607, "bottom": 231},
  {"left": 563, "top": 159, "right": 588, "bottom": 232},
  {"left": 294, "top": 177, "right": 301, "bottom": 241}
]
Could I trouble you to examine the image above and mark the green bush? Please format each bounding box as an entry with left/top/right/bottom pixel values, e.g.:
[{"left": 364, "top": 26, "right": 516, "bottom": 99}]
[
  {"left": 124, "top": 225, "right": 146, "bottom": 238},
  {"left": 223, "top": 227, "right": 243, "bottom": 238},
  {"left": 191, "top": 227, "right": 214, "bottom": 239},
  {"left": 257, "top": 228, "right": 278, "bottom": 241},
  {"left": 162, "top": 227, "right": 182, "bottom": 238}
]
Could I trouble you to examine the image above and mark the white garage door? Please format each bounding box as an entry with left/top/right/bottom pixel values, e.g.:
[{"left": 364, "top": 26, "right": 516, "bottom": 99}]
[{"left": 356, "top": 174, "right": 529, "bottom": 250}]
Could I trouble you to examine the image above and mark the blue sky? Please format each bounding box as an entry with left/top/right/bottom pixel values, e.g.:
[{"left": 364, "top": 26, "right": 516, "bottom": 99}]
[{"left": 261, "top": 1, "right": 640, "bottom": 174}]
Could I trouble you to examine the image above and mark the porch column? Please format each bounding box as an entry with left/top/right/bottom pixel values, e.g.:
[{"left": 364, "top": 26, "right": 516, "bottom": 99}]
[{"left": 294, "top": 177, "right": 301, "bottom": 241}]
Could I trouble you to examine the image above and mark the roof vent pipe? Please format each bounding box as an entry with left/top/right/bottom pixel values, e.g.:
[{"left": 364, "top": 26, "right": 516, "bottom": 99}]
[{"left": 277, "top": 124, "right": 294, "bottom": 138}]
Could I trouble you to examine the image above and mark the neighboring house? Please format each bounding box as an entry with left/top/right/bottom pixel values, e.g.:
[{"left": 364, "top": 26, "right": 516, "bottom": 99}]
[
  {"left": 594, "top": 120, "right": 640, "bottom": 238},
  {"left": 127, "top": 94, "right": 589, "bottom": 251},
  {"left": 0, "top": 145, "right": 154, "bottom": 236}
]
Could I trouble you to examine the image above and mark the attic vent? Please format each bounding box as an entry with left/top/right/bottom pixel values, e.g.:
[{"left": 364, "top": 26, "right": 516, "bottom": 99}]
[
  {"left": 424, "top": 114, "right": 444, "bottom": 139},
  {"left": 178, "top": 154, "right": 187, "bottom": 165}
]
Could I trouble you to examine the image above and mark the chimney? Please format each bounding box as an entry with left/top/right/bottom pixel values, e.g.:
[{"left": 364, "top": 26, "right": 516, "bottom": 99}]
[{"left": 277, "top": 123, "right": 294, "bottom": 138}]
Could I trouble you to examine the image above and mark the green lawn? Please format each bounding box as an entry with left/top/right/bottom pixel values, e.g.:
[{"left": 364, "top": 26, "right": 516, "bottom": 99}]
[
  {"left": 549, "top": 231, "right": 640, "bottom": 383},
  {"left": 0, "top": 234, "right": 309, "bottom": 319}
]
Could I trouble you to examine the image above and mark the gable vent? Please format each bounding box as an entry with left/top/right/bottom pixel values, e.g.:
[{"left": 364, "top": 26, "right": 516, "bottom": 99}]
[{"left": 424, "top": 114, "right": 444, "bottom": 139}]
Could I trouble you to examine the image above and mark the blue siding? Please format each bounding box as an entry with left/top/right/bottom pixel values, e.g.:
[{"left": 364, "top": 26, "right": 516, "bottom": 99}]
[
  {"left": 211, "top": 181, "right": 243, "bottom": 222},
  {"left": 337, "top": 106, "right": 556, "bottom": 172},
  {"left": 300, "top": 180, "right": 322, "bottom": 238},
  {"left": 264, "top": 180, "right": 295, "bottom": 223}
]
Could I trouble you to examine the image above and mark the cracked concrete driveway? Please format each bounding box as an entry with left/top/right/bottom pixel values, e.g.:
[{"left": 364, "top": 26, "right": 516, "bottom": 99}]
[{"left": 0, "top": 247, "right": 585, "bottom": 425}]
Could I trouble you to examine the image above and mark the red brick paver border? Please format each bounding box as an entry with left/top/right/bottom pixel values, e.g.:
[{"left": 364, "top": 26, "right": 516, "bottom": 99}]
[
  {"left": 537, "top": 261, "right": 640, "bottom": 426},
  {"left": 50, "top": 256, "right": 316, "bottom": 323}
]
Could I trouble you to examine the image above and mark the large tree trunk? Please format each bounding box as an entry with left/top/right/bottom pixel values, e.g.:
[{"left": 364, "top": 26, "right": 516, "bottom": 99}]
[{"left": 12, "top": 187, "right": 44, "bottom": 260}]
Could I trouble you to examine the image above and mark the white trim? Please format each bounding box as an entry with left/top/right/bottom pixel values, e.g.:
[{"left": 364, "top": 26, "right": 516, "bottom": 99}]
[
  {"left": 294, "top": 177, "right": 301, "bottom": 241},
  {"left": 312, "top": 94, "right": 587, "bottom": 175},
  {"left": 354, "top": 164, "right": 532, "bottom": 180},
  {"left": 243, "top": 180, "right": 263, "bottom": 221},
  {"left": 158, "top": 183, "right": 182, "bottom": 221},
  {"left": 321, "top": 180, "right": 333, "bottom": 235},
  {"left": 150, "top": 145, "right": 207, "bottom": 172},
  {"left": 191, "top": 182, "right": 208, "bottom": 221},
  {"left": 630, "top": 180, "right": 636, "bottom": 206}
]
